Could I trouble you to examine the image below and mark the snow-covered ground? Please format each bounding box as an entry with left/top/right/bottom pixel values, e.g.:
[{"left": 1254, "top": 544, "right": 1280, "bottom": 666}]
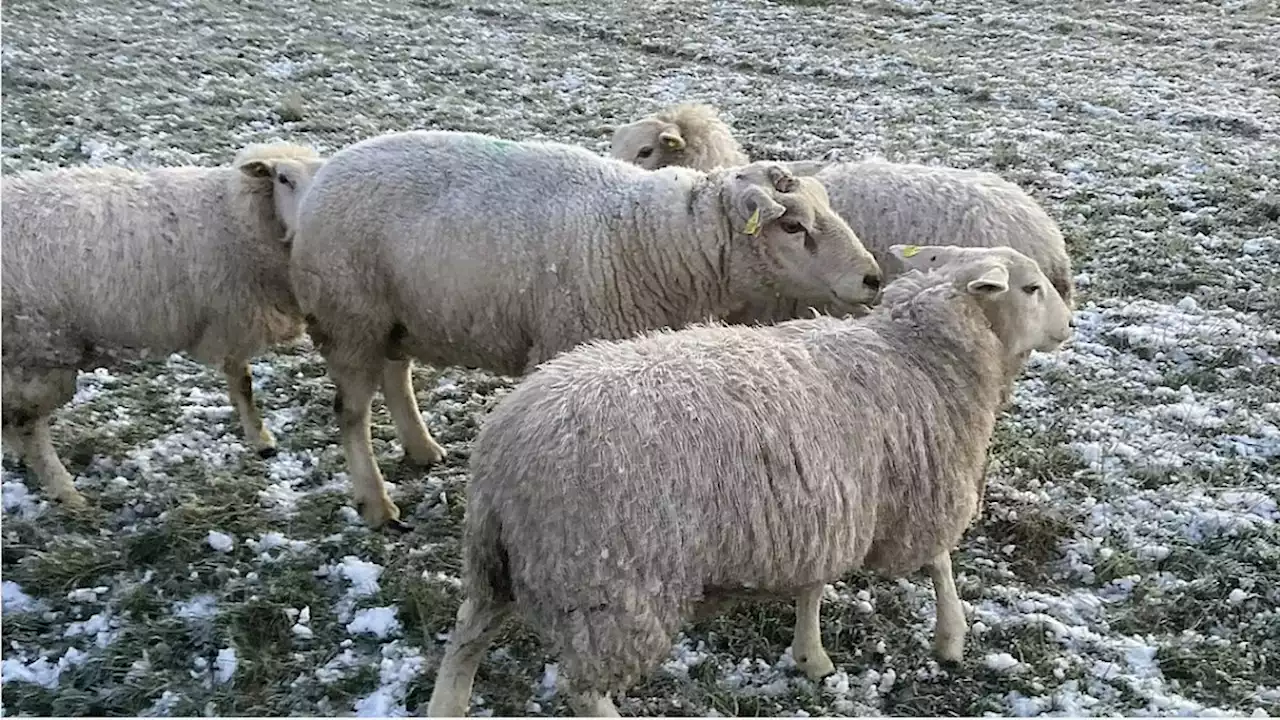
[{"left": 2, "top": 0, "right": 1277, "bottom": 716}]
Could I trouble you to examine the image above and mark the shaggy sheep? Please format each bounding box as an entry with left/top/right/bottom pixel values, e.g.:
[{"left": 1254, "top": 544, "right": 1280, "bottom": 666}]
[
  {"left": 288, "top": 129, "right": 884, "bottom": 530},
  {"left": 609, "top": 102, "right": 749, "bottom": 172},
  {"left": 425, "top": 244, "right": 1075, "bottom": 717},
  {"left": 1, "top": 142, "right": 325, "bottom": 507},
  {"left": 609, "top": 103, "right": 1076, "bottom": 309}
]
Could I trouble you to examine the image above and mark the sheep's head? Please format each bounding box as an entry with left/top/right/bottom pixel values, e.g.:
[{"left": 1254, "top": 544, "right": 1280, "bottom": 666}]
[
  {"left": 235, "top": 143, "right": 326, "bottom": 241},
  {"left": 608, "top": 103, "right": 748, "bottom": 171},
  {"left": 725, "top": 162, "right": 883, "bottom": 312},
  {"left": 610, "top": 116, "right": 689, "bottom": 170},
  {"left": 890, "top": 244, "right": 1074, "bottom": 357}
]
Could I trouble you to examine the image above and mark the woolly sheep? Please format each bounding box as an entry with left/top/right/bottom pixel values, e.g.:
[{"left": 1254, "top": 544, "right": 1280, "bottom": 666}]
[
  {"left": 1, "top": 142, "right": 325, "bottom": 507},
  {"left": 288, "top": 128, "right": 884, "bottom": 530},
  {"left": 609, "top": 103, "right": 1076, "bottom": 311},
  {"left": 425, "top": 245, "right": 1075, "bottom": 717},
  {"left": 609, "top": 102, "right": 749, "bottom": 172}
]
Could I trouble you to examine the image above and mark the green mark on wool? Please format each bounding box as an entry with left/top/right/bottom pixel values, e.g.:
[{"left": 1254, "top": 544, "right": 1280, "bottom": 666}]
[{"left": 477, "top": 138, "right": 518, "bottom": 155}]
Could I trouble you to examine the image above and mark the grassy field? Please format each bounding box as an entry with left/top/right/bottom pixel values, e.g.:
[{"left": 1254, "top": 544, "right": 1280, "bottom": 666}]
[{"left": 2, "top": 0, "right": 1278, "bottom": 715}]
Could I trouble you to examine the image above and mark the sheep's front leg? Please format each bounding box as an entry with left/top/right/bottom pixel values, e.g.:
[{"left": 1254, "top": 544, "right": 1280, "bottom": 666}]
[
  {"left": 5, "top": 416, "right": 86, "bottom": 508},
  {"left": 927, "top": 550, "right": 967, "bottom": 662},
  {"left": 380, "top": 359, "right": 446, "bottom": 465},
  {"left": 331, "top": 364, "right": 407, "bottom": 531},
  {"left": 223, "top": 359, "right": 277, "bottom": 458},
  {"left": 792, "top": 582, "right": 835, "bottom": 680}
]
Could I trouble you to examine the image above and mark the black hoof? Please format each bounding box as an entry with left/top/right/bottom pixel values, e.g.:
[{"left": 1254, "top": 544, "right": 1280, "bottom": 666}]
[
  {"left": 385, "top": 518, "right": 413, "bottom": 534},
  {"left": 257, "top": 446, "right": 279, "bottom": 459}
]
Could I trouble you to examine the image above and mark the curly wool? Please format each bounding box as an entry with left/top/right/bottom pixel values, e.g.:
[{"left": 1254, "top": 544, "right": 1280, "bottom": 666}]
[{"left": 461, "top": 267, "right": 1009, "bottom": 695}]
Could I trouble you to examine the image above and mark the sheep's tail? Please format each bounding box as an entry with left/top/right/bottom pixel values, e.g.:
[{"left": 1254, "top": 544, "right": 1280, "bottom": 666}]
[{"left": 461, "top": 500, "right": 514, "bottom": 605}]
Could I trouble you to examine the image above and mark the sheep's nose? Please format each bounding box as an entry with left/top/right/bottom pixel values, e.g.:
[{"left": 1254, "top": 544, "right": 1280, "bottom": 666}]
[
  {"left": 863, "top": 273, "right": 882, "bottom": 292},
  {"left": 1068, "top": 315, "right": 1077, "bottom": 328}
]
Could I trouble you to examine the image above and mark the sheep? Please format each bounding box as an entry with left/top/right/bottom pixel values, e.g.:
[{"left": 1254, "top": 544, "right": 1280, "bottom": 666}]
[
  {"left": 1, "top": 142, "right": 325, "bottom": 508},
  {"left": 425, "top": 244, "right": 1075, "bottom": 717},
  {"left": 288, "top": 128, "right": 885, "bottom": 531},
  {"left": 609, "top": 102, "right": 749, "bottom": 172},
  {"left": 608, "top": 103, "right": 1076, "bottom": 313}
]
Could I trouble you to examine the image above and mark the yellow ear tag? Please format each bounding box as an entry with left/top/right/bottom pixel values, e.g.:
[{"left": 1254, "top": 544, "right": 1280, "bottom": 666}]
[
  {"left": 901, "top": 245, "right": 921, "bottom": 258},
  {"left": 743, "top": 208, "right": 762, "bottom": 236}
]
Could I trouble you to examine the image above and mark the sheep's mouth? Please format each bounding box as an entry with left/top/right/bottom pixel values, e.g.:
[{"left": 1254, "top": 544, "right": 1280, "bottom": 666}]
[{"left": 830, "top": 289, "right": 880, "bottom": 315}]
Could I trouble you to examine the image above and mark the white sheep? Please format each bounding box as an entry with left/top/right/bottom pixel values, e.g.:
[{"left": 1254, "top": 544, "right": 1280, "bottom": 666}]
[
  {"left": 609, "top": 102, "right": 749, "bottom": 172},
  {"left": 1, "top": 142, "right": 325, "bottom": 507},
  {"left": 288, "top": 128, "right": 884, "bottom": 530},
  {"left": 609, "top": 103, "right": 1076, "bottom": 309},
  {"left": 425, "top": 244, "right": 1074, "bottom": 717}
]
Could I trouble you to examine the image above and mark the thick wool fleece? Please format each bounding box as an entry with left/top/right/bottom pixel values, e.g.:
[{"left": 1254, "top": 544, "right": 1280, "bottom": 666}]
[
  {"left": 461, "top": 269, "right": 1011, "bottom": 695},
  {"left": 289, "top": 129, "right": 880, "bottom": 377}
]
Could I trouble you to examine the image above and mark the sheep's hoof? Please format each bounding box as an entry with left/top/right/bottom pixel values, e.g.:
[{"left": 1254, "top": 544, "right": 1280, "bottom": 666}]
[
  {"left": 404, "top": 442, "right": 446, "bottom": 467},
  {"left": 356, "top": 497, "right": 403, "bottom": 530},
  {"left": 257, "top": 446, "right": 279, "bottom": 459},
  {"left": 384, "top": 518, "right": 414, "bottom": 534},
  {"left": 57, "top": 490, "right": 89, "bottom": 510},
  {"left": 795, "top": 650, "right": 836, "bottom": 681}
]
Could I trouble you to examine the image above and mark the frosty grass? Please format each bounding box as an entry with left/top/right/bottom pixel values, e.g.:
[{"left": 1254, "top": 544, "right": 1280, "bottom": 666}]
[{"left": 2, "top": 0, "right": 1277, "bottom": 716}]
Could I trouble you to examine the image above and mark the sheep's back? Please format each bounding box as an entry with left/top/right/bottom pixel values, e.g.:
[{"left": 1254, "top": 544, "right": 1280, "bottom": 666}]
[
  {"left": 290, "top": 130, "right": 703, "bottom": 373},
  {"left": 467, "top": 319, "right": 894, "bottom": 614},
  {"left": 2, "top": 167, "right": 236, "bottom": 363},
  {"left": 819, "top": 162, "right": 1072, "bottom": 297}
]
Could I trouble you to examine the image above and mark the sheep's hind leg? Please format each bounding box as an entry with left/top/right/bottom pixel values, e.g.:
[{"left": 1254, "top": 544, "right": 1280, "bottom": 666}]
[
  {"left": 381, "top": 359, "right": 446, "bottom": 466},
  {"left": 927, "top": 550, "right": 967, "bottom": 662},
  {"left": 7, "top": 415, "right": 86, "bottom": 509},
  {"left": 331, "top": 362, "right": 406, "bottom": 531},
  {"left": 223, "top": 359, "right": 277, "bottom": 458},
  {"left": 426, "top": 597, "right": 509, "bottom": 717},
  {"left": 792, "top": 582, "right": 835, "bottom": 680}
]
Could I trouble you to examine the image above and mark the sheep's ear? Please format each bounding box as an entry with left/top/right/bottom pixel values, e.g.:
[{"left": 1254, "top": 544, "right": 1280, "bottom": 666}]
[
  {"left": 764, "top": 164, "right": 799, "bottom": 193},
  {"left": 889, "top": 244, "right": 962, "bottom": 271},
  {"left": 888, "top": 244, "right": 930, "bottom": 261},
  {"left": 964, "top": 264, "right": 1009, "bottom": 297},
  {"left": 658, "top": 129, "right": 686, "bottom": 151},
  {"left": 738, "top": 186, "right": 787, "bottom": 236},
  {"left": 238, "top": 159, "right": 276, "bottom": 179}
]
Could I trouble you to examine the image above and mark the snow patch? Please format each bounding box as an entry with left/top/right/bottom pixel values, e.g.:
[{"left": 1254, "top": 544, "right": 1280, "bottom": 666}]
[
  {"left": 206, "top": 530, "right": 234, "bottom": 553},
  {"left": 346, "top": 606, "right": 403, "bottom": 640}
]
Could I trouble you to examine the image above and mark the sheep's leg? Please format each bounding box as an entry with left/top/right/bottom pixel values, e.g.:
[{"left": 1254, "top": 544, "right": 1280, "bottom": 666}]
[
  {"left": 927, "top": 550, "right": 967, "bottom": 662},
  {"left": 426, "top": 597, "right": 509, "bottom": 717},
  {"left": 792, "top": 582, "right": 835, "bottom": 680},
  {"left": 8, "top": 416, "right": 86, "bottom": 508},
  {"left": 331, "top": 364, "right": 405, "bottom": 531},
  {"left": 223, "top": 359, "right": 277, "bottom": 458},
  {"left": 380, "top": 359, "right": 446, "bottom": 466},
  {"left": 567, "top": 692, "right": 621, "bottom": 717}
]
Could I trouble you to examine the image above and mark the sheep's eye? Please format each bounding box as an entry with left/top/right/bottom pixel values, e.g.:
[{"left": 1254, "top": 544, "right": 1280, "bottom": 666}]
[
  {"left": 277, "top": 174, "right": 294, "bottom": 188},
  {"left": 779, "top": 219, "right": 805, "bottom": 235},
  {"left": 637, "top": 147, "right": 654, "bottom": 159},
  {"left": 1022, "top": 284, "right": 1040, "bottom": 295}
]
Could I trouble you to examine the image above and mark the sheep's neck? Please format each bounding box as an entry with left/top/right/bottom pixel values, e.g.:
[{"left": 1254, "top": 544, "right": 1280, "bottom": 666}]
[
  {"left": 620, "top": 177, "right": 741, "bottom": 329},
  {"left": 225, "top": 174, "right": 297, "bottom": 315}
]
